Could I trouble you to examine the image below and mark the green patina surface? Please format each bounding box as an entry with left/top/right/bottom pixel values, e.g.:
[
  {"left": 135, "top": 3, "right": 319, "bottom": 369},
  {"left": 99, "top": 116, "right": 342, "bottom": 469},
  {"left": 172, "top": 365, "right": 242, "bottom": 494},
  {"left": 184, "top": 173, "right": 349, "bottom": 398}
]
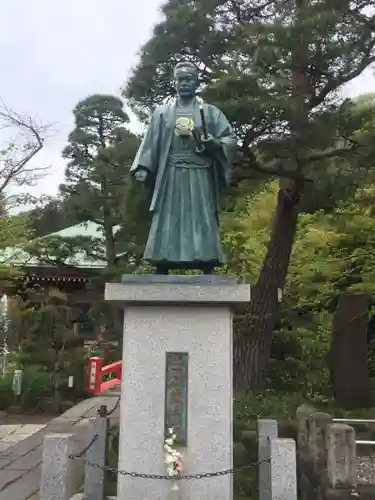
[
  {"left": 1, "top": 221, "right": 121, "bottom": 269},
  {"left": 131, "top": 61, "right": 237, "bottom": 272},
  {"left": 165, "top": 352, "right": 189, "bottom": 445}
]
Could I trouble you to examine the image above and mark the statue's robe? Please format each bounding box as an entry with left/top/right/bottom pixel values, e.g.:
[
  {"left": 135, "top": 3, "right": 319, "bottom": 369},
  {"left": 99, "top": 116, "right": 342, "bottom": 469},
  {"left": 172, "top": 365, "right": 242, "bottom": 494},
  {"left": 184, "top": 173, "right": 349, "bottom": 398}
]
[{"left": 131, "top": 98, "right": 237, "bottom": 269}]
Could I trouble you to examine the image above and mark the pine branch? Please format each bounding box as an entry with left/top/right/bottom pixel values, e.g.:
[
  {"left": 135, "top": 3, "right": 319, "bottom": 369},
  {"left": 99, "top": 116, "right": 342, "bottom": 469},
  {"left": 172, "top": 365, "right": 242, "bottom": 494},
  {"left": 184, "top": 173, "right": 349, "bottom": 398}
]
[
  {"left": 235, "top": 152, "right": 305, "bottom": 182},
  {"left": 309, "top": 54, "right": 375, "bottom": 109},
  {"left": 301, "top": 145, "right": 357, "bottom": 163},
  {"left": 236, "top": 142, "right": 358, "bottom": 183}
]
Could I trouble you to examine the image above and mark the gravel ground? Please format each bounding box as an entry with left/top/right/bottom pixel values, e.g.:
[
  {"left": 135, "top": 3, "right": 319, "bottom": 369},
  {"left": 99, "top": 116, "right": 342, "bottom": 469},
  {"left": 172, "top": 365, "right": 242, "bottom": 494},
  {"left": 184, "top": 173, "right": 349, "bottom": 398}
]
[{"left": 357, "top": 456, "right": 375, "bottom": 484}]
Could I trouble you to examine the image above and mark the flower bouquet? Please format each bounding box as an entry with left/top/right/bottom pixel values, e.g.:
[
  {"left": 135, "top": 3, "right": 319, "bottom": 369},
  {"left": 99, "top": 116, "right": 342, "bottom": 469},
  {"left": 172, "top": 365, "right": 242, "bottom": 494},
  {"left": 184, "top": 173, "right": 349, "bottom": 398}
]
[{"left": 164, "top": 427, "right": 183, "bottom": 492}]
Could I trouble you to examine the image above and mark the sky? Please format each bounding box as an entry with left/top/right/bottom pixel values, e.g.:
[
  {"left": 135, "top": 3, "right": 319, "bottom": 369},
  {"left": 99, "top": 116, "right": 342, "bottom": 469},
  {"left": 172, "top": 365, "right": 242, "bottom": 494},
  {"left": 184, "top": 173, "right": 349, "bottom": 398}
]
[
  {"left": 0, "top": 0, "right": 163, "bottom": 198},
  {"left": 1, "top": 0, "right": 374, "bottom": 200}
]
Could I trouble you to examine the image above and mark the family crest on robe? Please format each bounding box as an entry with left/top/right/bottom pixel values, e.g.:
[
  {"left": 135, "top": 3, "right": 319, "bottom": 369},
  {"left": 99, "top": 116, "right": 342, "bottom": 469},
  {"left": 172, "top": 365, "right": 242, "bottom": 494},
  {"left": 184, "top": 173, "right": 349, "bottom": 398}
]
[{"left": 131, "top": 97, "right": 237, "bottom": 270}]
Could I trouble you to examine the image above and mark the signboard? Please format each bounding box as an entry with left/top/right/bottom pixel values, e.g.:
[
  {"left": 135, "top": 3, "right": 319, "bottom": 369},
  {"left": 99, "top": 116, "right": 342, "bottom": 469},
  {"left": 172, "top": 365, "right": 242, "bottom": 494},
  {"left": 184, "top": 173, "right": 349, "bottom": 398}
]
[
  {"left": 165, "top": 352, "right": 188, "bottom": 446},
  {"left": 13, "top": 370, "right": 23, "bottom": 396},
  {"left": 89, "top": 359, "right": 98, "bottom": 392}
]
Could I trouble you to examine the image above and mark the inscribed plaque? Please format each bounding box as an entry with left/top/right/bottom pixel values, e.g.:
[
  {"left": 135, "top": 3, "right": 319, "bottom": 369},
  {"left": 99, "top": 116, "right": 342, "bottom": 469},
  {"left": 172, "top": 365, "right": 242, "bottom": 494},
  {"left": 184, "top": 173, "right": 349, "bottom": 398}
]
[{"left": 165, "top": 352, "right": 188, "bottom": 445}]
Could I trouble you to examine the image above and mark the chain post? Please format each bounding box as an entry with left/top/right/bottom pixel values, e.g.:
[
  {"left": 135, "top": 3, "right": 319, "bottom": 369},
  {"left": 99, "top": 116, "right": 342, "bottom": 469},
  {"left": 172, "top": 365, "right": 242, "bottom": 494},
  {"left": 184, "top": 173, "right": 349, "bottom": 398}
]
[{"left": 98, "top": 404, "right": 107, "bottom": 418}]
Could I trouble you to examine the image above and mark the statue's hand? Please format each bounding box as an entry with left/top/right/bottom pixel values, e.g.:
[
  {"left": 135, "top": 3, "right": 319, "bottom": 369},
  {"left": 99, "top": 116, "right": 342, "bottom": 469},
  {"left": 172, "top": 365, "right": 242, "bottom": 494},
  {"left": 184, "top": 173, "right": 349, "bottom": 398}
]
[
  {"left": 200, "top": 134, "right": 219, "bottom": 151},
  {"left": 196, "top": 144, "right": 205, "bottom": 154},
  {"left": 134, "top": 169, "right": 148, "bottom": 182}
]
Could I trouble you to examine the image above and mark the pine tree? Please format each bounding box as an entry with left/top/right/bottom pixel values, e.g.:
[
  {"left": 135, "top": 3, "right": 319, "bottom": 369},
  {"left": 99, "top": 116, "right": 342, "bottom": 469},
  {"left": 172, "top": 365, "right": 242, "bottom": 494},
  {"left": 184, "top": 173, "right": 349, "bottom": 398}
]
[
  {"left": 60, "top": 94, "right": 141, "bottom": 270},
  {"left": 125, "top": 0, "right": 375, "bottom": 391}
]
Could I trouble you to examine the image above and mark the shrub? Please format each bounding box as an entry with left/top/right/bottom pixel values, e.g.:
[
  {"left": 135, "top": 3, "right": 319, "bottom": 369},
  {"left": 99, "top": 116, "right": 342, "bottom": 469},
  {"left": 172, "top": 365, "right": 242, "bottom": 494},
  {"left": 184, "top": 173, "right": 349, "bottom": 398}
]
[
  {"left": 21, "top": 366, "right": 52, "bottom": 409},
  {"left": 0, "top": 374, "right": 13, "bottom": 410}
]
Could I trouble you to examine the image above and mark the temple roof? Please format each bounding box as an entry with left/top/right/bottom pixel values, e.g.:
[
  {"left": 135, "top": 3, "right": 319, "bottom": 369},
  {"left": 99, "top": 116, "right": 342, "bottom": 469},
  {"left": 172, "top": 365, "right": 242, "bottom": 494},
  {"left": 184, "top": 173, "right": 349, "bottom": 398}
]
[
  {"left": 49, "top": 221, "right": 118, "bottom": 240},
  {"left": 2, "top": 221, "right": 121, "bottom": 271}
]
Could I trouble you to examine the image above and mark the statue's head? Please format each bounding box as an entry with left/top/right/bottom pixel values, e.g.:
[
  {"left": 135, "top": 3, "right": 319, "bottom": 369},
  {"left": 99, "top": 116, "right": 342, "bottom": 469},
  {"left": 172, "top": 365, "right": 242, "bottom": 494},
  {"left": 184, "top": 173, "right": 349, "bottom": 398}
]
[{"left": 173, "top": 62, "right": 199, "bottom": 98}]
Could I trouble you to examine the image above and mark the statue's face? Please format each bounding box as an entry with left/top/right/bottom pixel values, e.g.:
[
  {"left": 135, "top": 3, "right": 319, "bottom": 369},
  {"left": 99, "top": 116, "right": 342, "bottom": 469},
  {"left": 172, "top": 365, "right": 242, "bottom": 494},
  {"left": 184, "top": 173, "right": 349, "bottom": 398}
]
[{"left": 174, "top": 68, "right": 198, "bottom": 98}]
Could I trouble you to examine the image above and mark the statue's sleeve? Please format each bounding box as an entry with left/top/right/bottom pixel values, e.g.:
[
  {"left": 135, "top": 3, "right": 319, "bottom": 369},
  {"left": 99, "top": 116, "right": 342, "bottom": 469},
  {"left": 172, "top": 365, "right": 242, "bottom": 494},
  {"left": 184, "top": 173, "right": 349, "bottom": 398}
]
[
  {"left": 130, "top": 110, "right": 160, "bottom": 175},
  {"left": 212, "top": 108, "right": 237, "bottom": 188}
]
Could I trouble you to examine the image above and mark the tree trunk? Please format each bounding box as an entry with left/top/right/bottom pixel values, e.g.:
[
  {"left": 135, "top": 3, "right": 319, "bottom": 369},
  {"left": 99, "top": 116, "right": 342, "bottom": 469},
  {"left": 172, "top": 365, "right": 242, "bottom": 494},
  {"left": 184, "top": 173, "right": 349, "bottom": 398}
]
[
  {"left": 97, "top": 114, "right": 117, "bottom": 269},
  {"left": 53, "top": 358, "right": 61, "bottom": 414},
  {"left": 233, "top": 0, "right": 310, "bottom": 393},
  {"left": 103, "top": 217, "right": 116, "bottom": 268},
  {"left": 330, "top": 294, "right": 374, "bottom": 409},
  {"left": 233, "top": 187, "right": 300, "bottom": 392},
  {"left": 102, "top": 207, "right": 123, "bottom": 350}
]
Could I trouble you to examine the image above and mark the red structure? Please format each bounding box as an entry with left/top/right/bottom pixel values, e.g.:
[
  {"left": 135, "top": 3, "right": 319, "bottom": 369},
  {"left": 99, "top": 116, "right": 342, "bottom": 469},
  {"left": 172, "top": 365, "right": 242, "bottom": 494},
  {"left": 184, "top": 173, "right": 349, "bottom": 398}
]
[{"left": 87, "top": 357, "right": 122, "bottom": 394}]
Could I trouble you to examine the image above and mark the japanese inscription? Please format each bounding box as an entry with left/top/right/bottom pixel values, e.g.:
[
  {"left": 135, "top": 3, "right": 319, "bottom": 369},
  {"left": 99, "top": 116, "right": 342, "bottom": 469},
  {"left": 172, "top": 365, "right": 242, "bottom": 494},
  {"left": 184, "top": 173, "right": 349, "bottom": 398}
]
[{"left": 165, "top": 352, "right": 188, "bottom": 446}]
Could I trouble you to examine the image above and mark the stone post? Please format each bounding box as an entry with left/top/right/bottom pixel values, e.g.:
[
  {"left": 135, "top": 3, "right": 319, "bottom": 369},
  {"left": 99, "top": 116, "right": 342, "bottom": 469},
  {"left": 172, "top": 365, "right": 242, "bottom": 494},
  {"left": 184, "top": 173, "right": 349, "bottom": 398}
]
[
  {"left": 269, "top": 438, "right": 297, "bottom": 500},
  {"left": 258, "top": 419, "right": 278, "bottom": 500},
  {"left": 105, "top": 275, "right": 250, "bottom": 500},
  {"left": 84, "top": 416, "right": 108, "bottom": 500},
  {"left": 308, "top": 412, "right": 332, "bottom": 475},
  {"left": 326, "top": 423, "right": 357, "bottom": 490},
  {"left": 296, "top": 405, "right": 315, "bottom": 457},
  {"left": 40, "top": 433, "right": 75, "bottom": 500}
]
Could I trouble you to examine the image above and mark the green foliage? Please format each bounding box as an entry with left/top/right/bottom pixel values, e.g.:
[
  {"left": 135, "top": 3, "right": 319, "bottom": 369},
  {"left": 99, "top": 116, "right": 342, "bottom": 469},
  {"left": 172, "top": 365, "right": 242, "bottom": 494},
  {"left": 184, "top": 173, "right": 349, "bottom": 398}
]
[
  {"left": 0, "top": 366, "right": 71, "bottom": 412},
  {"left": 25, "top": 232, "right": 106, "bottom": 267},
  {"left": 60, "top": 94, "right": 144, "bottom": 271},
  {"left": 0, "top": 213, "right": 31, "bottom": 251},
  {"left": 125, "top": 0, "right": 375, "bottom": 154},
  {"left": 29, "top": 94, "right": 151, "bottom": 345},
  {"left": 235, "top": 392, "right": 309, "bottom": 422},
  {"left": 223, "top": 176, "right": 375, "bottom": 397},
  {"left": 17, "top": 1, "right": 375, "bottom": 396},
  {"left": 28, "top": 198, "right": 75, "bottom": 237},
  {"left": 235, "top": 391, "right": 375, "bottom": 425},
  {"left": 0, "top": 374, "right": 13, "bottom": 410},
  {"left": 0, "top": 211, "right": 32, "bottom": 288},
  {"left": 15, "top": 295, "right": 88, "bottom": 409},
  {"left": 125, "top": 0, "right": 375, "bottom": 392},
  {"left": 289, "top": 186, "right": 375, "bottom": 301},
  {"left": 20, "top": 366, "right": 53, "bottom": 409},
  {"left": 223, "top": 176, "right": 375, "bottom": 312},
  {"left": 268, "top": 315, "right": 332, "bottom": 397}
]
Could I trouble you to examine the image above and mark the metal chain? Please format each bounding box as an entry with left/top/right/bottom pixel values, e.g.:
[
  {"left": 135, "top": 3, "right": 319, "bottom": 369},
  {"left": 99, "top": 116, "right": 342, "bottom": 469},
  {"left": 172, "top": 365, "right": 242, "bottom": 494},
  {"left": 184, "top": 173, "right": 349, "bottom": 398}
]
[
  {"left": 96, "top": 396, "right": 121, "bottom": 418},
  {"left": 69, "top": 434, "right": 99, "bottom": 459},
  {"left": 104, "top": 396, "right": 120, "bottom": 416},
  {"left": 68, "top": 419, "right": 270, "bottom": 481},
  {"left": 70, "top": 456, "right": 270, "bottom": 480}
]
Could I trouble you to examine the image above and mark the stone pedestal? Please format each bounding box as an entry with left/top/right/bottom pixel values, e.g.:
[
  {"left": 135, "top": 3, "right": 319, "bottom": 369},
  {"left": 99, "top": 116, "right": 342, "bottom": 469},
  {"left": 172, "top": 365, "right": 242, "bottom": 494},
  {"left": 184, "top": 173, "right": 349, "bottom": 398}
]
[{"left": 105, "top": 275, "right": 250, "bottom": 500}]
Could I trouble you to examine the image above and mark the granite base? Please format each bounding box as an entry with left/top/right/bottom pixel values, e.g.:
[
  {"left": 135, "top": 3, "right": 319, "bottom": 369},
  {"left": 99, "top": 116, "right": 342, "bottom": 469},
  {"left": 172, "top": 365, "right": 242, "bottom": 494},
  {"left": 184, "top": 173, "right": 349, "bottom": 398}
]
[{"left": 105, "top": 275, "right": 250, "bottom": 500}]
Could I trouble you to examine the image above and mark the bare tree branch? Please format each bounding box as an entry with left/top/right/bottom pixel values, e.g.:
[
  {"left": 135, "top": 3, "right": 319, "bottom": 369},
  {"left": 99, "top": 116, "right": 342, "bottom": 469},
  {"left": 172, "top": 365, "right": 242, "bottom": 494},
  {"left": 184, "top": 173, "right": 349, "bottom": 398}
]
[{"left": 0, "top": 99, "right": 50, "bottom": 195}]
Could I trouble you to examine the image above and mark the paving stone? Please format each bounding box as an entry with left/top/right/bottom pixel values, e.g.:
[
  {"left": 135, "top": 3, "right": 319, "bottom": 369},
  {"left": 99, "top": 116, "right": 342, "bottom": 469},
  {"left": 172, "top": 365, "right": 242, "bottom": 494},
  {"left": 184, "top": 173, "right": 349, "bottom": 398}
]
[
  {"left": 0, "top": 467, "right": 40, "bottom": 500},
  {"left": 0, "top": 468, "right": 26, "bottom": 490},
  {"left": 0, "top": 443, "right": 12, "bottom": 453},
  {"left": 0, "top": 425, "right": 19, "bottom": 438},
  {"left": 1, "top": 434, "right": 30, "bottom": 442},
  {"left": 3, "top": 447, "right": 42, "bottom": 474},
  {"left": 0, "top": 395, "right": 119, "bottom": 500},
  {"left": 13, "top": 425, "right": 46, "bottom": 435},
  {"left": 0, "top": 431, "right": 45, "bottom": 469}
]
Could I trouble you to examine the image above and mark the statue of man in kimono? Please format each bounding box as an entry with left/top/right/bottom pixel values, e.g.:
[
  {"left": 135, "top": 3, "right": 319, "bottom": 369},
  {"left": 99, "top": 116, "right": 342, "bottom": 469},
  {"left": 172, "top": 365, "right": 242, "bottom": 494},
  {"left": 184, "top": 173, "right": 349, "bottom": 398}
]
[{"left": 131, "top": 61, "right": 237, "bottom": 274}]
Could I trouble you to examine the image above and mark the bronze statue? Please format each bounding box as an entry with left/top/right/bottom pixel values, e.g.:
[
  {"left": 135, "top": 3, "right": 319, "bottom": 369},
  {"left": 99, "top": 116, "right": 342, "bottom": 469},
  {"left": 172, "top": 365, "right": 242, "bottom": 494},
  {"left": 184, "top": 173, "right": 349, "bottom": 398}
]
[{"left": 131, "top": 61, "right": 237, "bottom": 274}]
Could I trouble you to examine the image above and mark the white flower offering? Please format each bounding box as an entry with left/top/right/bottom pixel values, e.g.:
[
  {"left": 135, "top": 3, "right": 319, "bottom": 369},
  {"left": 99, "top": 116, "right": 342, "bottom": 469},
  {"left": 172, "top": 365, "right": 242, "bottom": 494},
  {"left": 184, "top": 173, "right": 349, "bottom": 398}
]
[{"left": 164, "top": 427, "right": 183, "bottom": 492}]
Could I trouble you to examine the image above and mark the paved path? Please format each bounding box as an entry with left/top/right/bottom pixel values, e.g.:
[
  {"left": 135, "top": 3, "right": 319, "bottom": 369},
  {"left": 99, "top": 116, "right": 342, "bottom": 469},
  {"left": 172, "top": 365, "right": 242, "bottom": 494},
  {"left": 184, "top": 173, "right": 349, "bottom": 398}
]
[
  {"left": 0, "top": 395, "right": 120, "bottom": 500},
  {"left": 0, "top": 416, "right": 50, "bottom": 453}
]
